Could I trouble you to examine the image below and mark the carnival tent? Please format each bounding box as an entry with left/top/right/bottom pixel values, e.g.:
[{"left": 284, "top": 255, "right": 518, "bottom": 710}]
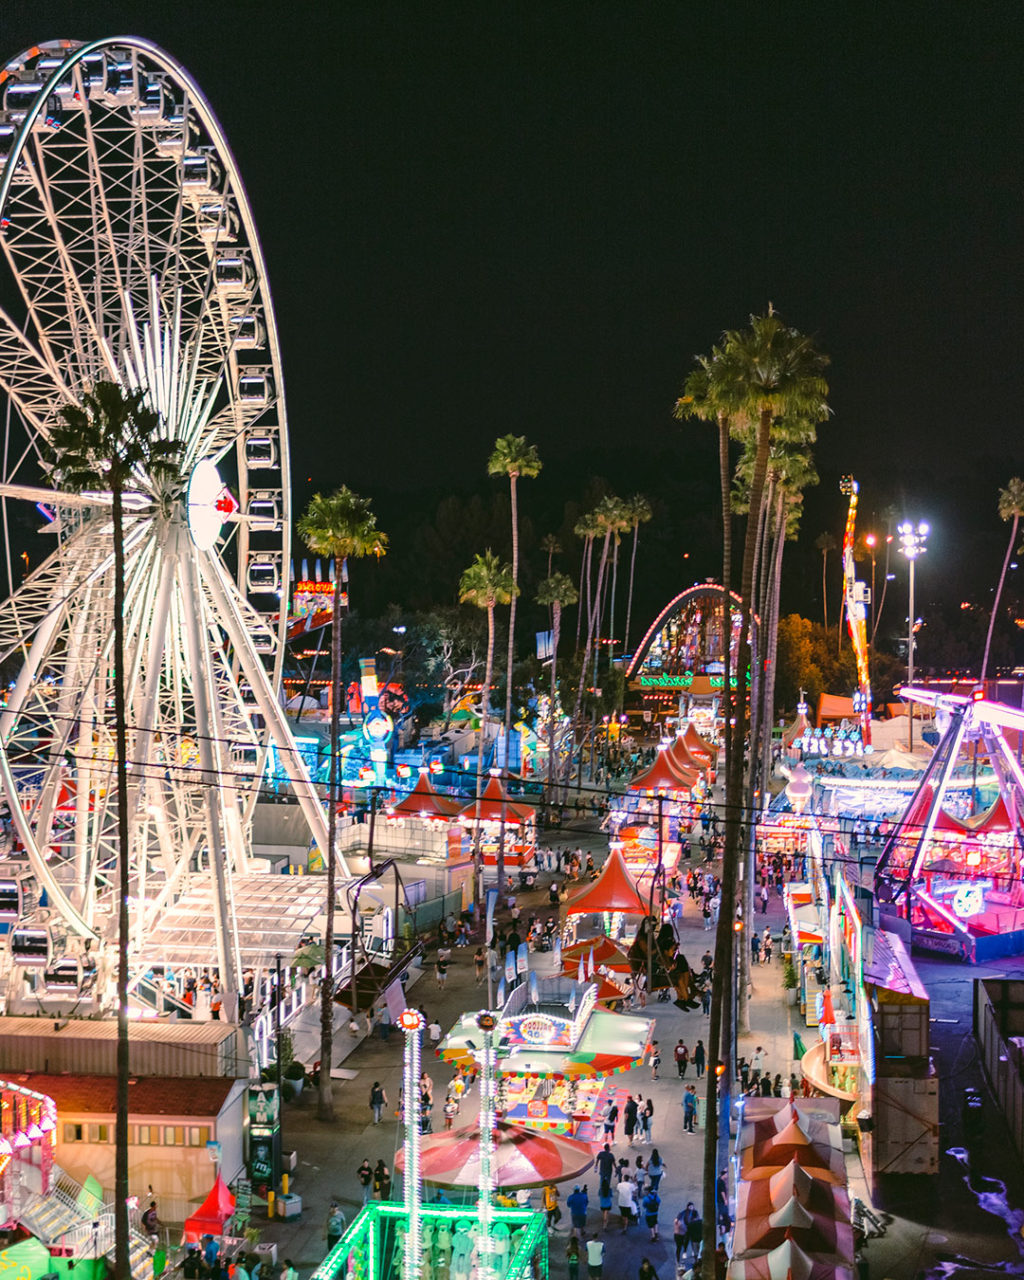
[
  {"left": 628, "top": 745, "right": 698, "bottom": 793},
  {"left": 731, "top": 1197, "right": 855, "bottom": 1263},
  {"left": 390, "top": 767, "right": 462, "bottom": 820},
  {"left": 736, "top": 1113, "right": 844, "bottom": 1153},
  {"left": 739, "top": 1138, "right": 846, "bottom": 1184},
  {"left": 563, "top": 846, "right": 649, "bottom": 916},
  {"left": 683, "top": 722, "right": 718, "bottom": 764},
  {"left": 560, "top": 936, "right": 633, "bottom": 971},
  {"left": 726, "top": 1238, "right": 854, "bottom": 1280},
  {"left": 182, "top": 1174, "right": 236, "bottom": 1243},
  {"left": 458, "top": 774, "right": 535, "bottom": 825},
  {"left": 395, "top": 1120, "right": 594, "bottom": 1188},
  {"left": 735, "top": 1161, "right": 852, "bottom": 1228},
  {"left": 667, "top": 734, "right": 709, "bottom": 777}
]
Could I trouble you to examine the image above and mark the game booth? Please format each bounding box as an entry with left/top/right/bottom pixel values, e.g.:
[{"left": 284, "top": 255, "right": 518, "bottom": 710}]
[
  {"left": 437, "top": 975, "right": 654, "bottom": 1142},
  {"left": 458, "top": 773, "right": 538, "bottom": 876}
]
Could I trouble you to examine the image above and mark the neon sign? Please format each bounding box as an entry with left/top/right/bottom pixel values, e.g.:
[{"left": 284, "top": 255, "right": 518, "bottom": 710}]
[{"left": 639, "top": 672, "right": 738, "bottom": 690}]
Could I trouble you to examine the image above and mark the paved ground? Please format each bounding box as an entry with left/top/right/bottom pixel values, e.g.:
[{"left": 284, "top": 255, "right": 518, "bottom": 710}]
[
  {"left": 191, "top": 822, "right": 1024, "bottom": 1280},
  {"left": 250, "top": 829, "right": 800, "bottom": 1280}
]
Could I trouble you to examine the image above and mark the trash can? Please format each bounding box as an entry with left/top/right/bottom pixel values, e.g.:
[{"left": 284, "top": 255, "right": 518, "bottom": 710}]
[{"left": 276, "top": 1193, "right": 302, "bottom": 1220}]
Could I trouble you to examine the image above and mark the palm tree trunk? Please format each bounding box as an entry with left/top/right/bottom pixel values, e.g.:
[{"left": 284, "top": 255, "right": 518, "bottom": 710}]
[
  {"left": 609, "top": 536, "right": 620, "bottom": 669},
  {"left": 760, "top": 492, "right": 787, "bottom": 801},
  {"left": 872, "top": 539, "right": 891, "bottom": 647},
  {"left": 576, "top": 536, "right": 591, "bottom": 652},
  {"left": 703, "top": 405, "right": 773, "bottom": 1279},
  {"left": 113, "top": 477, "right": 131, "bottom": 1280},
  {"left": 499, "top": 476, "right": 520, "bottom": 897},
  {"left": 473, "top": 603, "right": 496, "bottom": 904},
  {"left": 821, "top": 549, "right": 829, "bottom": 630},
  {"left": 981, "top": 514, "right": 1018, "bottom": 682},
  {"left": 624, "top": 522, "right": 640, "bottom": 656},
  {"left": 548, "top": 601, "right": 561, "bottom": 795},
  {"left": 574, "top": 532, "right": 611, "bottom": 730},
  {"left": 317, "top": 567, "right": 343, "bottom": 1121}
]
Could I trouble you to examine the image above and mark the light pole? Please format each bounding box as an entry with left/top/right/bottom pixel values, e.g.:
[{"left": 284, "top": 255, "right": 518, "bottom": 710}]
[
  {"left": 398, "top": 1009, "right": 426, "bottom": 1280},
  {"left": 898, "top": 521, "right": 929, "bottom": 751},
  {"left": 475, "top": 1011, "right": 498, "bottom": 1280}
]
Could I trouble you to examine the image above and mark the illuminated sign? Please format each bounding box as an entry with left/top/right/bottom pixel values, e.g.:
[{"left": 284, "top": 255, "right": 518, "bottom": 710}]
[
  {"left": 295, "top": 581, "right": 333, "bottom": 595},
  {"left": 505, "top": 1012, "right": 572, "bottom": 1050},
  {"left": 952, "top": 882, "right": 987, "bottom": 918},
  {"left": 398, "top": 1009, "right": 426, "bottom": 1032},
  {"left": 638, "top": 672, "right": 738, "bottom": 690}
]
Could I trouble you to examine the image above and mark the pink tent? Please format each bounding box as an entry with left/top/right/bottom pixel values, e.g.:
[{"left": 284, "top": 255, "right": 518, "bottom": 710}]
[
  {"left": 736, "top": 1159, "right": 852, "bottom": 1226},
  {"left": 732, "top": 1196, "right": 855, "bottom": 1262},
  {"left": 182, "top": 1174, "right": 236, "bottom": 1243}
]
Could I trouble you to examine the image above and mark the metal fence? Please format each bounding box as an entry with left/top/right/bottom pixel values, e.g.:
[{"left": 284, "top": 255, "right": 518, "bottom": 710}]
[{"left": 398, "top": 890, "right": 465, "bottom": 938}]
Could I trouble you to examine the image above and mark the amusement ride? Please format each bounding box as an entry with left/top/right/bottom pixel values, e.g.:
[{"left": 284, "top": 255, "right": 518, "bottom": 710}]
[{"left": 0, "top": 37, "right": 338, "bottom": 1015}]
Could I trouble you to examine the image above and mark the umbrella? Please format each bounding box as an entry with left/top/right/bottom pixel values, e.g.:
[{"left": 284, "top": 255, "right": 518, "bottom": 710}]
[{"left": 394, "top": 1120, "right": 594, "bottom": 1188}]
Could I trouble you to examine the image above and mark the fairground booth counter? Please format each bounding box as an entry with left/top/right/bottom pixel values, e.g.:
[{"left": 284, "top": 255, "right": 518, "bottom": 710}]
[
  {"left": 439, "top": 977, "right": 654, "bottom": 1140},
  {"left": 795, "top": 867, "right": 938, "bottom": 1184}
]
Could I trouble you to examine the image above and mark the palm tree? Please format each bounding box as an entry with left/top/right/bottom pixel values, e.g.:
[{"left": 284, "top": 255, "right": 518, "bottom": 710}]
[
  {"left": 815, "top": 531, "right": 836, "bottom": 629},
  {"left": 981, "top": 477, "right": 1024, "bottom": 682},
  {"left": 536, "top": 573, "right": 578, "bottom": 795},
  {"left": 298, "top": 488, "right": 387, "bottom": 1123},
  {"left": 540, "top": 532, "right": 562, "bottom": 579},
  {"left": 488, "top": 435, "right": 541, "bottom": 758},
  {"left": 573, "top": 511, "right": 600, "bottom": 651},
  {"left": 573, "top": 496, "right": 628, "bottom": 734},
  {"left": 688, "top": 315, "right": 829, "bottom": 1279},
  {"left": 622, "top": 494, "right": 652, "bottom": 657},
  {"left": 47, "top": 381, "right": 182, "bottom": 1280},
  {"left": 459, "top": 551, "right": 516, "bottom": 901}
]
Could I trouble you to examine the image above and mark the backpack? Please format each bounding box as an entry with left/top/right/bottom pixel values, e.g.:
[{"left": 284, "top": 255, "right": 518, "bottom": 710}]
[
  {"left": 370, "top": 1086, "right": 384, "bottom": 1106},
  {"left": 687, "top": 1216, "right": 703, "bottom": 1241}
]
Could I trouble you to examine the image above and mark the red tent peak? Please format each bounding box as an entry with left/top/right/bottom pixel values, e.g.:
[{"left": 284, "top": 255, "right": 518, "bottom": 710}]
[{"left": 564, "top": 846, "right": 649, "bottom": 916}]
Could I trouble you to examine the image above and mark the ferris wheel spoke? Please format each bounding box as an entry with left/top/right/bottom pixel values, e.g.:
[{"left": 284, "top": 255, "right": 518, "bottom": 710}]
[{"left": 0, "top": 308, "right": 73, "bottom": 438}]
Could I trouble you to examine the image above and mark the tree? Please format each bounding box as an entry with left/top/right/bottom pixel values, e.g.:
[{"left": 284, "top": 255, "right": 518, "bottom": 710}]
[
  {"left": 488, "top": 436, "right": 541, "bottom": 893},
  {"left": 459, "top": 551, "right": 516, "bottom": 901},
  {"left": 540, "top": 532, "right": 562, "bottom": 578},
  {"left": 298, "top": 488, "right": 387, "bottom": 1123},
  {"left": 621, "top": 494, "right": 652, "bottom": 657},
  {"left": 815, "top": 531, "right": 837, "bottom": 630},
  {"left": 686, "top": 314, "right": 829, "bottom": 1279},
  {"left": 573, "top": 495, "right": 629, "bottom": 753},
  {"left": 47, "top": 381, "right": 182, "bottom": 1280},
  {"left": 536, "top": 573, "right": 578, "bottom": 795},
  {"left": 981, "top": 477, "right": 1024, "bottom": 682}
]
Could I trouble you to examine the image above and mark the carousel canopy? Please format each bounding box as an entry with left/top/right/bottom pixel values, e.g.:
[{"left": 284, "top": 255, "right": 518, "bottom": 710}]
[
  {"left": 629, "top": 746, "right": 698, "bottom": 793},
  {"left": 458, "top": 774, "right": 535, "bottom": 826},
  {"left": 563, "top": 847, "right": 649, "bottom": 916},
  {"left": 395, "top": 1120, "right": 594, "bottom": 1188},
  {"left": 390, "top": 768, "right": 462, "bottom": 820}
]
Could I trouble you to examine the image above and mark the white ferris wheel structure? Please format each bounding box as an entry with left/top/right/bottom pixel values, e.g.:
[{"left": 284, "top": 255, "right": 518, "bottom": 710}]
[{"left": 0, "top": 36, "right": 342, "bottom": 1013}]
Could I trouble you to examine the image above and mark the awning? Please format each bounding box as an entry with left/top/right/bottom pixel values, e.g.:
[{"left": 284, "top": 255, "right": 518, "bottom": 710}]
[
  {"left": 389, "top": 768, "right": 461, "bottom": 820},
  {"left": 458, "top": 774, "right": 535, "bottom": 825},
  {"left": 395, "top": 1121, "right": 594, "bottom": 1188},
  {"left": 144, "top": 874, "right": 329, "bottom": 970},
  {"left": 628, "top": 745, "right": 698, "bottom": 793},
  {"left": 182, "top": 1174, "right": 236, "bottom": 1243}
]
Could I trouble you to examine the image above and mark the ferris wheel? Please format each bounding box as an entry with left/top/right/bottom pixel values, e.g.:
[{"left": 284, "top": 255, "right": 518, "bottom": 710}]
[{"left": 0, "top": 37, "right": 335, "bottom": 1003}]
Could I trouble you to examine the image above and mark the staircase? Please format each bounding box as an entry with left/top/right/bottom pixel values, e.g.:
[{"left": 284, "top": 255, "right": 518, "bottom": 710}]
[{"left": 17, "top": 1164, "right": 154, "bottom": 1279}]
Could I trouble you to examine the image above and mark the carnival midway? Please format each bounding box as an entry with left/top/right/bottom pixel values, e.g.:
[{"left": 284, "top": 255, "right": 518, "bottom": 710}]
[{"left": 0, "top": 29, "right": 1020, "bottom": 1280}]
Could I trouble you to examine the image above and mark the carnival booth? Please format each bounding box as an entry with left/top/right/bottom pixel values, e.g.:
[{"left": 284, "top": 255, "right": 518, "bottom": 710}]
[
  {"left": 437, "top": 976, "right": 654, "bottom": 1139},
  {"left": 458, "top": 772, "right": 537, "bottom": 876},
  {"left": 182, "top": 1174, "right": 237, "bottom": 1244}
]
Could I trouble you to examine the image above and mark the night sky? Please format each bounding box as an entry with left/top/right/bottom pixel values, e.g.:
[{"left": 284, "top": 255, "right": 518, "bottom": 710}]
[{"left": 3, "top": 2, "right": 1024, "bottom": 617}]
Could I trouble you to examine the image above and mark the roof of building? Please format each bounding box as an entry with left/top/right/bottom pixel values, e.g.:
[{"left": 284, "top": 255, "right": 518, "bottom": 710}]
[
  {"left": 10, "top": 1073, "right": 239, "bottom": 1117},
  {"left": 0, "top": 1017, "right": 237, "bottom": 1046}
]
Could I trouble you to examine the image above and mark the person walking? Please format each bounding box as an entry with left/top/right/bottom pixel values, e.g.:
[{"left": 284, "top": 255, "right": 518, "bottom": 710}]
[
  {"left": 701, "top": 981, "right": 711, "bottom": 1016},
  {"left": 751, "top": 932, "right": 761, "bottom": 966},
  {"left": 649, "top": 1042, "right": 661, "bottom": 1081},
  {"left": 686, "top": 1204, "right": 704, "bottom": 1263},
  {"left": 356, "top": 1158, "right": 373, "bottom": 1205},
  {"left": 474, "top": 947, "right": 486, "bottom": 984},
  {"left": 674, "top": 1039, "right": 689, "bottom": 1078},
  {"left": 598, "top": 1178, "right": 613, "bottom": 1229},
  {"left": 443, "top": 1095, "right": 459, "bottom": 1130},
  {"left": 623, "top": 1094, "right": 639, "bottom": 1146},
  {"left": 762, "top": 927, "right": 773, "bottom": 965},
  {"left": 682, "top": 1086, "right": 698, "bottom": 1133},
  {"left": 751, "top": 1045, "right": 766, "bottom": 1081},
  {"left": 566, "top": 1238, "right": 581, "bottom": 1280},
  {"left": 617, "top": 1174, "right": 637, "bottom": 1232},
  {"left": 369, "top": 1081, "right": 387, "bottom": 1125},
  {"left": 642, "top": 1185, "right": 661, "bottom": 1241},
  {"left": 435, "top": 955, "right": 448, "bottom": 988},
  {"left": 693, "top": 1040, "right": 706, "bottom": 1078},
  {"left": 674, "top": 1208, "right": 689, "bottom": 1266},
  {"left": 646, "top": 1148, "right": 665, "bottom": 1193},
  {"left": 586, "top": 1237, "right": 605, "bottom": 1280},
  {"left": 543, "top": 1183, "right": 561, "bottom": 1229},
  {"left": 640, "top": 1095, "right": 654, "bottom": 1143},
  {"left": 566, "top": 1184, "right": 588, "bottom": 1238},
  {"left": 602, "top": 1099, "right": 619, "bottom": 1142},
  {"left": 324, "top": 1202, "right": 346, "bottom": 1252},
  {"left": 595, "top": 1142, "right": 616, "bottom": 1194},
  {"left": 760, "top": 884, "right": 769, "bottom": 914},
  {"left": 372, "top": 1158, "right": 391, "bottom": 1200}
]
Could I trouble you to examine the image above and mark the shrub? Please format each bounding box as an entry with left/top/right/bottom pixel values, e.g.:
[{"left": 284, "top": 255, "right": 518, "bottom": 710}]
[
  {"left": 782, "top": 957, "right": 798, "bottom": 990},
  {"left": 284, "top": 1060, "right": 306, "bottom": 1080},
  {"left": 281, "top": 1080, "right": 296, "bottom": 1103}
]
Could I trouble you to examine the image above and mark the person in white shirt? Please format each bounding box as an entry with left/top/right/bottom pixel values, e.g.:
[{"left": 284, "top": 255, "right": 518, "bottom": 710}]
[{"left": 586, "top": 1236, "right": 604, "bottom": 1278}]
